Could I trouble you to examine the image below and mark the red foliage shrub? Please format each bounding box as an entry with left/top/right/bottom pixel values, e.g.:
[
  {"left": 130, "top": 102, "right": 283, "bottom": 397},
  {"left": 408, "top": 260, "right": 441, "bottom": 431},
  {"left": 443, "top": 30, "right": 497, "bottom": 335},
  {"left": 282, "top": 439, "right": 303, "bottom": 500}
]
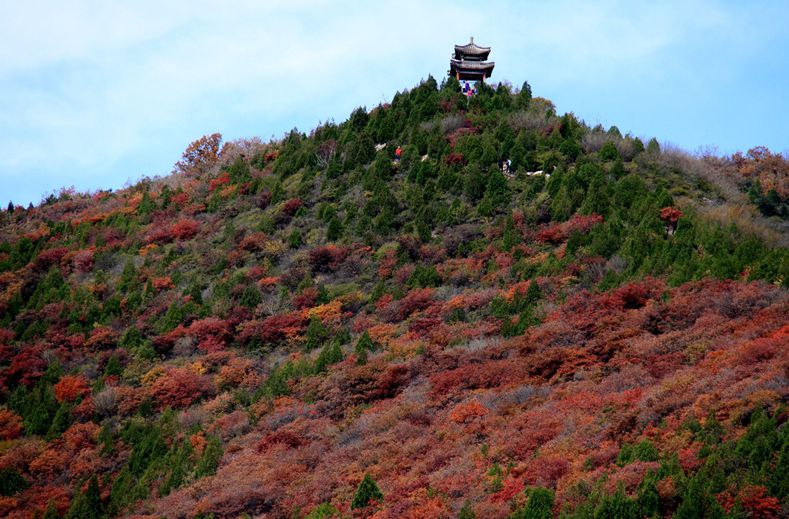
[
  {"left": 606, "top": 279, "right": 663, "bottom": 310},
  {"left": 237, "top": 311, "right": 306, "bottom": 346},
  {"left": 256, "top": 189, "right": 273, "bottom": 208},
  {"left": 149, "top": 367, "right": 214, "bottom": 409},
  {"left": 524, "top": 456, "right": 569, "bottom": 487},
  {"left": 258, "top": 428, "right": 308, "bottom": 452},
  {"left": 733, "top": 485, "right": 781, "bottom": 519},
  {"left": 85, "top": 326, "right": 117, "bottom": 350},
  {"left": 171, "top": 218, "right": 200, "bottom": 240},
  {"left": 72, "top": 248, "right": 95, "bottom": 273},
  {"left": 209, "top": 409, "right": 251, "bottom": 440},
  {"left": 445, "top": 152, "right": 466, "bottom": 166},
  {"left": 281, "top": 198, "right": 303, "bottom": 216},
  {"left": 145, "top": 224, "right": 173, "bottom": 244},
  {"left": 678, "top": 445, "right": 702, "bottom": 473},
  {"left": 5, "top": 347, "right": 46, "bottom": 387},
  {"left": 239, "top": 232, "right": 268, "bottom": 251},
  {"left": 449, "top": 400, "right": 489, "bottom": 424},
  {"left": 209, "top": 171, "right": 231, "bottom": 191},
  {"left": 431, "top": 358, "right": 529, "bottom": 397},
  {"left": 394, "top": 264, "right": 415, "bottom": 287},
  {"left": 33, "top": 247, "right": 68, "bottom": 272},
  {"left": 394, "top": 288, "right": 434, "bottom": 321},
  {"left": 409, "top": 315, "right": 443, "bottom": 336},
  {"left": 378, "top": 249, "right": 398, "bottom": 279},
  {"left": 0, "top": 408, "right": 23, "bottom": 440},
  {"left": 537, "top": 214, "right": 604, "bottom": 244},
  {"left": 262, "top": 312, "right": 306, "bottom": 344},
  {"left": 308, "top": 245, "right": 349, "bottom": 273},
  {"left": 61, "top": 422, "right": 100, "bottom": 451},
  {"left": 0, "top": 327, "right": 14, "bottom": 345},
  {"left": 186, "top": 317, "right": 231, "bottom": 353},
  {"left": 292, "top": 287, "right": 318, "bottom": 310},
  {"left": 152, "top": 276, "right": 175, "bottom": 291},
  {"left": 535, "top": 226, "right": 563, "bottom": 244},
  {"left": 737, "top": 338, "right": 778, "bottom": 365},
  {"left": 187, "top": 317, "right": 230, "bottom": 339},
  {"left": 375, "top": 364, "right": 413, "bottom": 399},
  {"left": 53, "top": 375, "right": 91, "bottom": 403},
  {"left": 660, "top": 206, "right": 683, "bottom": 224},
  {"left": 170, "top": 191, "right": 189, "bottom": 207}
]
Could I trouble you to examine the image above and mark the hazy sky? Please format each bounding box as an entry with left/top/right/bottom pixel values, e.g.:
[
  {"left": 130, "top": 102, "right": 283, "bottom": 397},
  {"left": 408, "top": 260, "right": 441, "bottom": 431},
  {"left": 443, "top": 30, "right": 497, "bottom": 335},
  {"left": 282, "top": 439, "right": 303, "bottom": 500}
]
[{"left": 2, "top": 1, "right": 788, "bottom": 206}]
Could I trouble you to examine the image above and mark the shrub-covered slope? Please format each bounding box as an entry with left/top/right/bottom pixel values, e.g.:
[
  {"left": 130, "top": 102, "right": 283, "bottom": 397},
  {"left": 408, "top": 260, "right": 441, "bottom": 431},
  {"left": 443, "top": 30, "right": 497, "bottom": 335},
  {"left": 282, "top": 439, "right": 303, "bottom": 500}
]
[{"left": 0, "top": 76, "right": 788, "bottom": 518}]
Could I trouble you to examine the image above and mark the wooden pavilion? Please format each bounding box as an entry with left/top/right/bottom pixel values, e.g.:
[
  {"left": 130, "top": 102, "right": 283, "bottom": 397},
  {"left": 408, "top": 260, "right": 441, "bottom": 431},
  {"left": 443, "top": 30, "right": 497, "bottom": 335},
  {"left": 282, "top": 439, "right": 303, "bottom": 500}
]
[{"left": 449, "top": 37, "right": 495, "bottom": 82}]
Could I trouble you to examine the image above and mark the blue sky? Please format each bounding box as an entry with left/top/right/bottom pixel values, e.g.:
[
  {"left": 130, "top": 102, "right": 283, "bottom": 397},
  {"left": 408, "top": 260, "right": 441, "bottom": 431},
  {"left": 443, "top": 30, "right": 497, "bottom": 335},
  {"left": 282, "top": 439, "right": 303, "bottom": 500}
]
[{"left": 2, "top": 1, "right": 788, "bottom": 206}]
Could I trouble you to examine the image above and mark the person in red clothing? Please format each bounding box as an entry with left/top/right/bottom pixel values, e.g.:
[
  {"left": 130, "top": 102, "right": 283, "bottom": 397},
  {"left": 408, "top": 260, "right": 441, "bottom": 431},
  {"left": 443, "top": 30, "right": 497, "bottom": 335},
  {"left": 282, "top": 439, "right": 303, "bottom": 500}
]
[{"left": 395, "top": 146, "right": 402, "bottom": 162}]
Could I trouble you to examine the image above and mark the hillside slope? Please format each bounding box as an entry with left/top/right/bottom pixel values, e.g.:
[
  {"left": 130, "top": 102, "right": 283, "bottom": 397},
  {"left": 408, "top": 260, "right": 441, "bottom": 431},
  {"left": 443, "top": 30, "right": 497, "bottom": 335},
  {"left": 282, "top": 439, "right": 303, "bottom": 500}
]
[{"left": 0, "top": 77, "right": 788, "bottom": 518}]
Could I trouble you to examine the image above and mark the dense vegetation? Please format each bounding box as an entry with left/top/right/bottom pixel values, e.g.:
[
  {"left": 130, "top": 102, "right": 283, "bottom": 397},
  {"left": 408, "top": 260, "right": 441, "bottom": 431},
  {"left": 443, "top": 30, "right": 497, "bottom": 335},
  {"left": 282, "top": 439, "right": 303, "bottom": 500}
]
[{"left": 0, "top": 75, "right": 787, "bottom": 518}]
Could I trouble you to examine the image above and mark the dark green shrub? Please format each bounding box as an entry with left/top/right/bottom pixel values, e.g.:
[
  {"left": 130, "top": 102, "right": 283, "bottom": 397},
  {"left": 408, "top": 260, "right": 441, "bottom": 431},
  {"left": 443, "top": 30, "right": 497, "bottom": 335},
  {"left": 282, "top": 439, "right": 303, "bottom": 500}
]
[{"left": 351, "top": 473, "right": 383, "bottom": 509}]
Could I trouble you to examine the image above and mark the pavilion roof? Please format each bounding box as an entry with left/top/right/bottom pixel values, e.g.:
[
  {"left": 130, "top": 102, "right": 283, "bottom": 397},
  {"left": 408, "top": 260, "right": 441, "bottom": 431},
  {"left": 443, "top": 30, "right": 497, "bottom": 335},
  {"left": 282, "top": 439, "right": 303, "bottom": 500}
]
[
  {"left": 449, "top": 58, "right": 495, "bottom": 79},
  {"left": 450, "top": 59, "right": 495, "bottom": 72},
  {"left": 454, "top": 37, "right": 491, "bottom": 59}
]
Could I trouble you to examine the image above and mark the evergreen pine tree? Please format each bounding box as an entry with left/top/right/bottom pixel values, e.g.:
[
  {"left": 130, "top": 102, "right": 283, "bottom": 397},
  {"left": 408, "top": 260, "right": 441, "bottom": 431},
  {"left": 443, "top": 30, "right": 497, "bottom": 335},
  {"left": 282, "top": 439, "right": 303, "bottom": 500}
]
[
  {"left": 464, "top": 164, "right": 486, "bottom": 203},
  {"left": 512, "top": 487, "right": 554, "bottom": 519},
  {"left": 674, "top": 476, "right": 724, "bottom": 519},
  {"left": 65, "top": 476, "right": 103, "bottom": 519},
  {"left": 137, "top": 191, "right": 154, "bottom": 217},
  {"left": 314, "top": 340, "right": 344, "bottom": 373},
  {"left": 581, "top": 172, "right": 611, "bottom": 216},
  {"left": 303, "top": 316, "right": 329, "bottom": 351},
  {"left": 326, "top": 216, "right": 344, "bottom": 241},
  {"left": 599, "top": 141, "right": 620, "bottom": 161},
  {"left": 0, "top": 466, "right": 29, "bottom": 496},
  {"left": 41, "top": 501, "right": 60, "bottom": 519},
  {"left": 458, "top": 500, "right": 476, "bottom": 519},
  {"left": 355, "top": 331, "right": 376, "bottom": 365},
  {"left": 104, "top": 355, "right": 122, "bottom": 377},
  {"left": 195, "top": 436, "right": 223, "bottom": 478},
  {"left": 637, "top": 472, "right": 660, "bottom": 518},
  {"left": 351, "top": 473, "right": 383, "bottom": 509},
  {"left": 483, "top": 168, "right": 511, "bottom": 208},
  {"left": 518, "top": 81, "right": 532, "bottom": 107}
]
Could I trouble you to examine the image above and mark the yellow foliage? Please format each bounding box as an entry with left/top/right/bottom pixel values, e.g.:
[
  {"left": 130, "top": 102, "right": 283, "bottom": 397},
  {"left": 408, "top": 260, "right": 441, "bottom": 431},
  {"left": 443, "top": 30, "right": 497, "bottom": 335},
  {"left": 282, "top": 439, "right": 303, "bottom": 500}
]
[
  {"left": 139, "top": 243, "right": 158, "bottom": 256},
  {"left": 307, "top": 300, "right": 344, "bottom": 324},
  {"left": 140, "top": 365, "right": 166, "bottom": 386}
]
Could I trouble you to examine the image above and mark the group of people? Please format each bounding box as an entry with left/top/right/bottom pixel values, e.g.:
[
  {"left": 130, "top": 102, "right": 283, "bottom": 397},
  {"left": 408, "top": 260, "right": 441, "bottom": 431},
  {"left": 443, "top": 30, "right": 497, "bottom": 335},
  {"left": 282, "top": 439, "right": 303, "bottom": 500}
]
[
  {"left": 498, "top": 158, "right": 512, "bottom": 174},
  {"left": 461, "top": 81, "right": 478, "bottom": 98}
]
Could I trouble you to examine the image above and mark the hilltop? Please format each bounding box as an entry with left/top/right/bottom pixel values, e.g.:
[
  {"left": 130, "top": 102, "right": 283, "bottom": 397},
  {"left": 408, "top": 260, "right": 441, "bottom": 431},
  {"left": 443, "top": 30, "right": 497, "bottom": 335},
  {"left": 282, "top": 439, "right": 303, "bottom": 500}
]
[{"left": 0, "top": 76, "right": 788, "bottom": 518}]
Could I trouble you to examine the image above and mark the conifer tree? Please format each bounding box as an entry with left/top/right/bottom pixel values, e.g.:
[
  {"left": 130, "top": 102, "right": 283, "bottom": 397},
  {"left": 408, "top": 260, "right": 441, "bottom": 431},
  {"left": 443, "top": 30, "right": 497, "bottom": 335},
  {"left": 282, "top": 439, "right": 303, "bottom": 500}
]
[
  {"left": 326, "top": 216, "right": 344, "bottom": 241},
  {"left": 65, "top": 476, "right": 103, "bottom": 519},
  {"left": 355, "top": 331, "right": 376, "bottom": 365},
  {"left": 303, "top": 316, "right": 329, "bottom": 351},
  {"left": 351, "top": 473, "right": 383, "bottom": 509},
  {"left": 314, "top": 340, "right": 343, "bottom": 373},
  {"left": 0, "top": 466, "right": 29, "bottom": 496},
  {"left": 512, "top": 487, "right": 554, "bottom": 519},
  {"left": 41, "top": 501, "right": 59, "bottom": 519}
]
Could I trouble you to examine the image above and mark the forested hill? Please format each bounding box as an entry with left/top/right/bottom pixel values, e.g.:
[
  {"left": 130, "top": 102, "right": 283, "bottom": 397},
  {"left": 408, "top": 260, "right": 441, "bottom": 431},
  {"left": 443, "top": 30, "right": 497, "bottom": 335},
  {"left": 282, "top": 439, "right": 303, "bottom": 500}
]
[{"left": 0, "top": 76, "right": 788, "bottom": 519}]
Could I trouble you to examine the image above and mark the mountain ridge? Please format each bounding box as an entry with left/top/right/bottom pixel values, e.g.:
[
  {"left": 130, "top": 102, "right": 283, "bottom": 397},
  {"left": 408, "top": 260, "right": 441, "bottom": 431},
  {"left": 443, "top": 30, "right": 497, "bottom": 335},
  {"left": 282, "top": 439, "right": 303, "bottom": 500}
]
[{"left": 0, "top": 76, "right": 787, "bottom": 518}]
